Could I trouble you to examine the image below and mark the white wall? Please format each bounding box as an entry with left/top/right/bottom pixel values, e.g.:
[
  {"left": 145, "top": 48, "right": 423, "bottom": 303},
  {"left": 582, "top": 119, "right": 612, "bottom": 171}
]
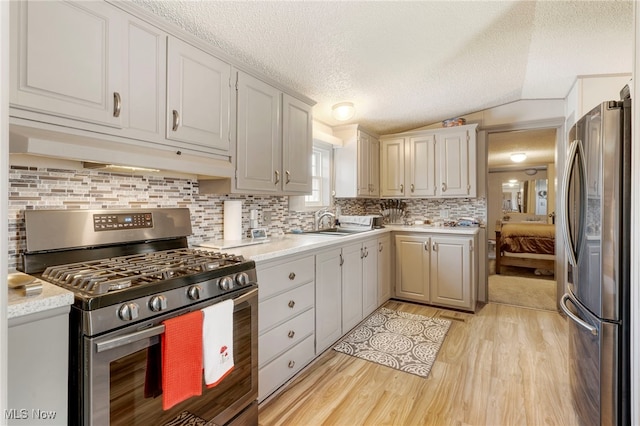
[{"left": 565, "top": 74, "right": 633, "bottom": 128}]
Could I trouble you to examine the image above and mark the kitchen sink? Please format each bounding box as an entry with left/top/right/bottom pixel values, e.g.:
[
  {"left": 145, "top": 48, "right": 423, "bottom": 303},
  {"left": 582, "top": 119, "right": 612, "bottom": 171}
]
[{"left": 300, "top": 227, "right": 371, "bottom": 237}]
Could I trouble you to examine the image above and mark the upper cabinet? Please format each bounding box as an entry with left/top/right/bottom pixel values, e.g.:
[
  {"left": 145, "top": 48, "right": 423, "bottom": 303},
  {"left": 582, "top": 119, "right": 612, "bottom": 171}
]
[
  {"left": 380, "top": 124, "right": 478, "bottom": 198},
  {"left": 334, "top": 125, "right": 380, "bottom": 198},
  {"left": 232, "top": 71, "right": 312, "bottom": 195},
  {"left": 10, "top": 1, "right": 124, "bottom": 127},
  {"left": 166, "top": 37, "right": 231, "bottom": 154}
]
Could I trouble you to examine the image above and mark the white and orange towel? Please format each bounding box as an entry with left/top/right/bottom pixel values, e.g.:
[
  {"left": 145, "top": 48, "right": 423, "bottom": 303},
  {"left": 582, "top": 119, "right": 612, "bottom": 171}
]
[{"left": 202, "top": 299, "right": 235, "bottom": 388}]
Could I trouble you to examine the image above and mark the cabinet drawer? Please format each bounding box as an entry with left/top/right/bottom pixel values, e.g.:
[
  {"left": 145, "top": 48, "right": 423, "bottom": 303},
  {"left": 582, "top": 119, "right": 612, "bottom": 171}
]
[
  {"left": 257, "top": 256, "right": 314, "bottom": 300},
  {"left": 259, "top": 308, "right": 314, "bottom": 367},
  {"left": 258, "top": 334, "right": 315, "bottom": 402},
  {"left": 259, "top": 282, "right": 314, "bottom": 333}
]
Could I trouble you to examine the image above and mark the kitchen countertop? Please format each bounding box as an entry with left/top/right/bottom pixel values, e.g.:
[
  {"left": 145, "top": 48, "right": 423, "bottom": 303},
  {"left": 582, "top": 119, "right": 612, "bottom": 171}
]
[
  {"left": 7, "top": 276, "right": 74, "bottom": 320},
  {"left": 199, "top": 225, "right": 480, "bottom": 263}
]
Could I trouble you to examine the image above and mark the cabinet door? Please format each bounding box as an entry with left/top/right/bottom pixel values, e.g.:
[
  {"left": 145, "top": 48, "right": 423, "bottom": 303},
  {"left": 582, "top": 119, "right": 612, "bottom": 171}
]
[
  {"left": 122, "top": 15, "right": 166, "bottom": 141},
  {"left": 166, "top": 37, "right": 230, "bottom": 153},
  {"left": 236, "top": 72, "right": 281, "bottom": 192},
  {"left": 315, "top": 248, "right": 343, "bottom": 353},
  {"left": 282, "top": 94, "right": 312, "bottom": 194},
  {"left": 437, "top": 129, "right": 470, "bottom": 197},
  {"left": 356, "top": 132, "right": 371, "bottom": 197},
  {"left": 408, "top": 134, "right": 437, "bottom": 197},
  {"left": 342, "top": 242, "right": 364, "bottom": 332},
  {"left": 369, "top": 137, "right": 380, "bottom": 197},
  {"left": 394, "top": 235, "right": 430, "bottom": 302},
  {"left": 377, "top": 235, "right": 391, "bottom": 306},
  {"left": 362, "top": 238, "right": 378, "bottom": 317},
  {"left": 431, "top": 236, "right": 473, "bottom": 310},
  {"left": 10, "top": 0, "right": 124, "bottom": 127},
  {"left": 380, "top": 138, "right": 405, "bottom": 197}
]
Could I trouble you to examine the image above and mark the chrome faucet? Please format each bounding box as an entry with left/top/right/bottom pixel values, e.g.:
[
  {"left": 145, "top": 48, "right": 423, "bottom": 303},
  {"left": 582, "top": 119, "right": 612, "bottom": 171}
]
[{"left": 314, "top": 209, "right": 336, "bottom": 230}]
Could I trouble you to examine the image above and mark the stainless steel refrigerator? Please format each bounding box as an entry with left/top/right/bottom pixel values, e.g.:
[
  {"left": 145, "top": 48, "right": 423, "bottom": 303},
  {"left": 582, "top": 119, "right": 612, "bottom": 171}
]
[{"left": 560, "top": 87, "right": 631, "bottom": 426}]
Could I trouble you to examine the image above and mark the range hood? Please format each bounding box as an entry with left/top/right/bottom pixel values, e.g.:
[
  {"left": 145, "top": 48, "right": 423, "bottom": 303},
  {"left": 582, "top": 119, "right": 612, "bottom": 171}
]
[{"left": 9, "top": 125, "right": 234, "bottom": 179}]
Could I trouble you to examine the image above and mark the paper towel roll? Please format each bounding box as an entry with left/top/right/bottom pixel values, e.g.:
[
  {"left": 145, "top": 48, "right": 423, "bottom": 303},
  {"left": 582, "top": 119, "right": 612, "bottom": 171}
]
[{"left": 223, "top": 201, "right": 242, "bottom": 241}]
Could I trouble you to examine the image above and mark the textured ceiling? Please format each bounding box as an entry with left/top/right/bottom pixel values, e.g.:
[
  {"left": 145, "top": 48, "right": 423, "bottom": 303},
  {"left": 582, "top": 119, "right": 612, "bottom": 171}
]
[{"left": 131, "top": 0, "right": 633, "bottom": 135}]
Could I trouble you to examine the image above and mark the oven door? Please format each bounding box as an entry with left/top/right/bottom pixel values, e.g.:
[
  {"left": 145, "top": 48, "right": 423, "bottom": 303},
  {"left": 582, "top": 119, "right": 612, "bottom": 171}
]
[{"left": 81, "top": 286, "right": 258, "bottom": 426}]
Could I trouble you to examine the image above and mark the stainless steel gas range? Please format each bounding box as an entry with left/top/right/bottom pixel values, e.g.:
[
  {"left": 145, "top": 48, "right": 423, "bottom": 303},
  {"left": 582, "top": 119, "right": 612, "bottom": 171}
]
[{"left": 20, "top": 208, "right": 258, "bottom": 426}]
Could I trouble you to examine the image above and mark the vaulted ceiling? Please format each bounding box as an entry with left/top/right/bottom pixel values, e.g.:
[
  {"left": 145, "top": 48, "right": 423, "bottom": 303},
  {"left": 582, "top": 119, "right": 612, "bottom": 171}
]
[{"left": 131, "top": 0, "right": 633, "bottom": 135}]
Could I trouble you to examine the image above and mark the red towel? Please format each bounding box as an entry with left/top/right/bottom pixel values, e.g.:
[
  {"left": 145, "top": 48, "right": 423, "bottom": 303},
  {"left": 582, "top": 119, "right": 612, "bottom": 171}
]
[{"left": 161, "top": 310, "right": 203, "bottom": 410}]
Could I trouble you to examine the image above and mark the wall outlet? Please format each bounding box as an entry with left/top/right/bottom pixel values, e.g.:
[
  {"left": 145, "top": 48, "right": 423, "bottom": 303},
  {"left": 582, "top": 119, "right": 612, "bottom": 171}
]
[
  {"left": 263, "top": 211, "right": 272, "bottom": 225},
  {"left": 440, "top": 209, "right": 449, "bottom": 219}
]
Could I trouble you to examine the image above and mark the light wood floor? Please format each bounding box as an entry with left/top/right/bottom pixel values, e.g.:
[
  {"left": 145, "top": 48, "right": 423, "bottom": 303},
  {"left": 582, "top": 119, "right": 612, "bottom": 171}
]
[{"left": 258, "top": 300, "right": 578, "bottom": 426}]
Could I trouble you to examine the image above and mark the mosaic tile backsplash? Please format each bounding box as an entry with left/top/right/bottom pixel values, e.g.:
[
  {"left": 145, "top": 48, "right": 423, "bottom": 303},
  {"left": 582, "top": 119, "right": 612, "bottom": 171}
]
[{"left": 8, "top": 165, "right": 486, "bottom": 269}]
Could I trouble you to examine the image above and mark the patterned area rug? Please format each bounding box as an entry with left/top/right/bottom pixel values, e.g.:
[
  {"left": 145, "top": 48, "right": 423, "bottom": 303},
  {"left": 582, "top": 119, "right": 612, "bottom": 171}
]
[{"left": 333, "top": 307, "right": 451, "bottom": 378}]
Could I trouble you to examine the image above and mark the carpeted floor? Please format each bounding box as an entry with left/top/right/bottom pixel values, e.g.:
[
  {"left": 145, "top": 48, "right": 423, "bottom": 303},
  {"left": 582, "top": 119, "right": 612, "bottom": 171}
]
[{"left": 488, "top": 260, "right": 557, "bottom": 311}]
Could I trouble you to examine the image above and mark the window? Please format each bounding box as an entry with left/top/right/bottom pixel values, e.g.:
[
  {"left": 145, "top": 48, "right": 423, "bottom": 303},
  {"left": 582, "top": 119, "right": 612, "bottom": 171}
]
[{"left": 305, "top": 142, "right": 332, "bottom": 208}]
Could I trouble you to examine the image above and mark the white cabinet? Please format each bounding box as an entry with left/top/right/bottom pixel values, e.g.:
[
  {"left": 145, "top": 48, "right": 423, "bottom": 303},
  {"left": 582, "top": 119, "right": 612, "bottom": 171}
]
[
  {"left": 430, "top": 236, "right": 475, "bottom": 310},
  {"left": 394, "top": 233, "right": 477, "bottom": 311},
  {"left": 362, "top": 237, "right": 379, "bottom": 318},
  {"left": 315, "top": 247, "right": 343, "bottom": 353},
  {"left": 334, "top": 125, "right": 380, "bottom": 198},
  {"left": 314, "top": 237, "right": 378, "bottom": 354},
  {"left": 10, "top": 0, "right": 124, "bottom": 127},
  {"left": 377, "top": 235, "right": 392, "bottom": 306},
  {"left": 257, "top": 255, "right": 316, "bottom": 402},
  {"left": 341, "top": 242, "right": 364, "bottom": 331},
  {"left": 395, "top": 235, "right": 431, "bottom": 302},
  {"left": 380, "top": 124, "right": 477, "bottom": 198},
  {"left": 166, "top": 37, "right": 231, "bottom": 154},
  {"left": 233, "top": 71, "right": 312, "bottom": 195}
]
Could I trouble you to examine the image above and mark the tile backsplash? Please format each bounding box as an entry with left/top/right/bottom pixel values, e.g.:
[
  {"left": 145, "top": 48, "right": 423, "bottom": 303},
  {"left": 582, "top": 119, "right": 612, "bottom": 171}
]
[{"left": 8, "top": 164, "right": 486, "bottom": 269}]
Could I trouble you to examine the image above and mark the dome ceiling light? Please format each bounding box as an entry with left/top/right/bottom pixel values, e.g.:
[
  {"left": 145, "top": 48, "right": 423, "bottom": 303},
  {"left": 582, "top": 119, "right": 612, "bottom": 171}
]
[
  {"left": 510, "top": 152, "right": 527, "bottom": 163},
  {"left": 332, "top": 102, "right": 355, "bottom": 121}
]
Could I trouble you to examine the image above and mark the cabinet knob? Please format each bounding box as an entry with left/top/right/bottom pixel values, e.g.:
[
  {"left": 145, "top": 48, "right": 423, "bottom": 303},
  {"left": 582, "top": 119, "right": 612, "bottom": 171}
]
[
  {"left": 410, "top": 183, "right": 415, "bottom": 193},
  {"left": 288, "top": 330, "right": 295, "bottom": 338},
  {"left": 288, "top": 272, "right": 296, "bottom": 280},
  {"left": 288, "top": 300, "right": 295, "bottom": 308},
  {"left": 441, "top": 182, "right": 447, "bottom": 192},
  {"left": 113, "top": 92, "right": 121, "bottom": 118},
  {"left": 172, "top": 110, "right": 180, "bottom": 131},
  {"left": 400, "top": 184, "right": 404, "bottom": 193}
]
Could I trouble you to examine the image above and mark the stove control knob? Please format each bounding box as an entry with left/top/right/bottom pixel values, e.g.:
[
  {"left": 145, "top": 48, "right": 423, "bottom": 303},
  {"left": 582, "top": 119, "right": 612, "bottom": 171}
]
[
  {"left": 149, "top": 295, "right": 168, "bottom": 312},
  {"left": 118, "top": 303, "right": 139, "bottom": 321},
  {"left": 235, "top": 272, "right": 250, "bottom": 287},
  {"left": 187, "top": 285, "right": 202, "bottom": 300},
  {"left": 219, "top": 276, "right": 234, "bottom": 291}
]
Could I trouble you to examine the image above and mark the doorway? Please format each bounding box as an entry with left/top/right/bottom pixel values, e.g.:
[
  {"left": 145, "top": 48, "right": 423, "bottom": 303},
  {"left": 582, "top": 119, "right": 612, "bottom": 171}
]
[{"left": 486, "top": 127, "right": 559, "bottom": 311}]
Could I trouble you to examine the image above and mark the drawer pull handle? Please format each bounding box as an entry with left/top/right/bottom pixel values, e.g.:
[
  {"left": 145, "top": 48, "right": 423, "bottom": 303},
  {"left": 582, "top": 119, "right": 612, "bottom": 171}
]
[
  {"left": 379, "top": 242, "right": 383, "bottom": 252},
  {"left": 288, "top": 330, "right": 295, "bottom": 338},
  {"left": 288, "top": 300, "right": 295, "bottom": 308},
  {"left": 172, "top": 110, "right": 180, "bottom": 131},
  {"left": 113, "top": 92, "right": 121, "bottom": 118},
  {"left": 274, "top": 170, "right": 280, "bottom": 185},
  {"left": 400, "top": 183, "right": 404, "bottom": 193},
  {"left": 285, "top": 170, "right": 291, "bottom": 184},
  {"left": 288, "top": 272, "right": 296, "bottom": 280},
  {"left": 288, "top": 360, "right": 295, "bottom": 368}
]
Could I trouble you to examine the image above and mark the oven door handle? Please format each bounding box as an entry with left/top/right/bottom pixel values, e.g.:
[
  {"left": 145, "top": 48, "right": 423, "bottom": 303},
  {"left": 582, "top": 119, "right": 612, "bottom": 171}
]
[{"left": 95, "top": 287, "right": 258, "bottom": 353}]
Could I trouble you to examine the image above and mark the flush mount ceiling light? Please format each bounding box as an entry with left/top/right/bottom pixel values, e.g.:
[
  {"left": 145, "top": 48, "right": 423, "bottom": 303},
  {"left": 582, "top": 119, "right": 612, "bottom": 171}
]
[
  {"left": 332, "top": 102, "right": 355, "bottom": 121},
  {"left": 510, "top": 152, "right": 527, "bottom": 163}
]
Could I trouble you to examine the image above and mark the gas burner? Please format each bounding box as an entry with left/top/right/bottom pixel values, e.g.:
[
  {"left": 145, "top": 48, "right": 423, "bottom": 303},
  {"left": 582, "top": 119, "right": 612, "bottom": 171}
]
[{"left": 42, "top": 248, "right": 245, "bottom": 295}]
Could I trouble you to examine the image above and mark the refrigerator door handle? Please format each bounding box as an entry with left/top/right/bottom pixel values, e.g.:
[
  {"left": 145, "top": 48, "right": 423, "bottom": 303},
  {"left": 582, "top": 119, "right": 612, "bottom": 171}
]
[
  {"left": 560, "top": 139, "right": 584, "bottom": 267},
  {"left": 560, "top": 293, "right": 598, "bottom": 336}
]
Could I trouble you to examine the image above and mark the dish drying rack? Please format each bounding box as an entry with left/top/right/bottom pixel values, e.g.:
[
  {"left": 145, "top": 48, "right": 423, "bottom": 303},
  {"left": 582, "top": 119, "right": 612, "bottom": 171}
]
[{"left": 380, "top": 199, "right": 406, "bottom": 224}]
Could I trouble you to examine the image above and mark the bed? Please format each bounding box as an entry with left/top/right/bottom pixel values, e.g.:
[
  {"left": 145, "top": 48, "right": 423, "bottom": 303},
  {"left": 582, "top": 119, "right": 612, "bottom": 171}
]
[{"left": 495, "top": 221, "right": 555, "bottom": 274}]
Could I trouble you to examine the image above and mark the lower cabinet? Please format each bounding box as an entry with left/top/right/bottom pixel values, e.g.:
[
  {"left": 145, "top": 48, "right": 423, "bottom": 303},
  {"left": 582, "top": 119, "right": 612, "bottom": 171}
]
[
  {"left": 257, "top": 254, "right": 316, "bottom": 402},
  {"left": 394, "top": 233, "right": 477, "bottom": 311},
  {"left": 315, "top": 247, "right": 343, "bottom": 354},
  {"left": 377, "top": 235, "right": 392, "bottom": 305}
]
